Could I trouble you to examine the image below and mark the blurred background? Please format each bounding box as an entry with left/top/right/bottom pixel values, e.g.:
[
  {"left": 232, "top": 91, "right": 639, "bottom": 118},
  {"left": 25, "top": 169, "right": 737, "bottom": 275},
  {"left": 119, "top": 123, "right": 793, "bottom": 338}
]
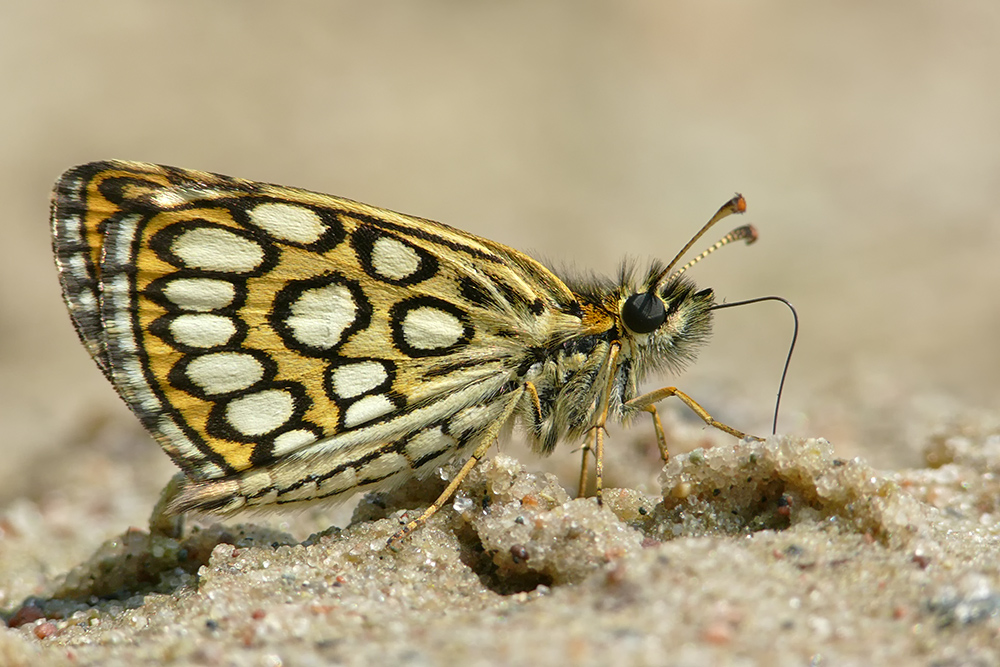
[{"left": 2, "top": 2, "right": 998, "bottom": 533}]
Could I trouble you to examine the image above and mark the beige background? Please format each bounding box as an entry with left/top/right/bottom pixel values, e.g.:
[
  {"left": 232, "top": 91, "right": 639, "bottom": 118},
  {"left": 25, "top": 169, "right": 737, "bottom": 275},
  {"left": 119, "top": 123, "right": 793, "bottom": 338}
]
[{"left": 2, "top": 2, "right": 998, "bottom": 510}]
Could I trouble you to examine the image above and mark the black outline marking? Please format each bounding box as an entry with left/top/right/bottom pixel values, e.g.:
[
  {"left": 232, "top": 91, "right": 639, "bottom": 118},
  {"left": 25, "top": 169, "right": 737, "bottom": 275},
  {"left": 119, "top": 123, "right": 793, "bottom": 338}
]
[
  {"left": 423, "top": 356, "right": 505, "bottom": 378},
  {"left": 323, "top": 358, "right": 396, "bottom": 402},
  {"left": 207, "top": 382, "right": 311, "bottom": 443},
  {"left": 270, "top": 273, "right": 372, "bottom": 358},
  {"left": 180, "top": 492, "right": 240, "bottom": 513},
  {"left": 448, "top": 416, "right": 488, "bottom": 444},
  {"left": 460, "top": 271, "right": 542, "bottom": 315},
  {"left": 250, "top": 421, "right": 324, "bottom": 467},
  {"left": 271, "top": 445, "right": 388, "bottom": 501},
  {"left": 350, "top": 227, "right": 438, "bottom": 286},
  {"left": 51, "top": 163, "right": 264, "bottom": 477},
  {"left": 356, "top": 454, "right": 409, "bottom": 486},
  {"left": 489, "top": 273, "right": 531, "bottom": 311},
  {"left": 403, "top": 424, "right": 459, "bottom": 469},
  {"left": 97, "top": 176, "right": 165, "bottom": 208},
  {"left": 119, "top": 216, "right": 236, "bottom": 475},
  {"left": 145, "top": 274, "right": 246, "bottom": 314},
  {"left": 346, "top": 211, "right": 498, "bottom": 262},
  {"left": 169, "top": 349, "right": 277, "bottom": 400},
  {"left": 336, "top": 391, "right": 406, "bottom": 432},
  {"left": 149, "top": 220, "right": 279, "bottom": 277},
  {"left": 459, "top": 277, "right": 495, "bottom": 309},
  {"left": 389, "top": 296, "right": 473, "bottom": 358},
  {"left": 409, "top": 445, "right": 456, "bottom": 470},
  {"left": 231, "top": 198, "right": 347, "bottom": 252},
  {"left": 148, "top": 311, "right": 246, "bottom": 353}
]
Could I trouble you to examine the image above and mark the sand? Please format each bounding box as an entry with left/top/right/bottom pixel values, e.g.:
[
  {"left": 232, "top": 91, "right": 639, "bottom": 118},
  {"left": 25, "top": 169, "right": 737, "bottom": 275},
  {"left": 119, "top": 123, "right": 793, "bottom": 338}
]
[{"left": 5, "top": 425, "right": 1000, "bottom": 665}]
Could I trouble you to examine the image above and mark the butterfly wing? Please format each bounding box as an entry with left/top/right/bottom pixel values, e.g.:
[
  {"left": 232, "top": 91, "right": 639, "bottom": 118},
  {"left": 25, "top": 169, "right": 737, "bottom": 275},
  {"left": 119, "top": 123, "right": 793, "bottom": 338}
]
[{"left": 51, "top": 161, "right": 588, "bottom": 512}]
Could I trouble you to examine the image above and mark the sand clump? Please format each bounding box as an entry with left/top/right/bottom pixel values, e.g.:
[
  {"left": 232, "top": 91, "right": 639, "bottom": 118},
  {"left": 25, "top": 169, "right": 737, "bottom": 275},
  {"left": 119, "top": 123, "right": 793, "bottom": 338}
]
[{"left": 3, "top": 424, "right": 1000, "bottom": 665}]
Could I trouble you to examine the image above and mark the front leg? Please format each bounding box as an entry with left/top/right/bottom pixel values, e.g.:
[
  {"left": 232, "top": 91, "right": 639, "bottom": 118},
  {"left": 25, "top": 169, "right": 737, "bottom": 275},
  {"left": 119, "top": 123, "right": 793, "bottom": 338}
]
[
  {"left": 577, "top": 426, "right": 596, "bottom": 498},
  {"left": 625, "top": 386, "right": 761, "bottom": 461},
  {"left": 578, "top": 342, "right": 621, "bottom": 504},
  {"left": 642, "top": 404, "right": 670, "bottom": 463}
]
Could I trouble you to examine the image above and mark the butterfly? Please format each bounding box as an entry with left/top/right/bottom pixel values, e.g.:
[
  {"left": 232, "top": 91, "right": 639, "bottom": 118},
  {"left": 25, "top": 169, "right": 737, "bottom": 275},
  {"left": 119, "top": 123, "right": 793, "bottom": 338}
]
[{"left": 50, "top": 161, "right": 760, "bottom": 545}]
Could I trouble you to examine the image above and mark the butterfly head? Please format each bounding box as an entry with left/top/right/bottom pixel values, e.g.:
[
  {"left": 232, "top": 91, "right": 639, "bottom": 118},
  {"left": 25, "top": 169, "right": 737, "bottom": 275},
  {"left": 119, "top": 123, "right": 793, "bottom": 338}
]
[{"left": 617, "top": 273, "right": 715, "bottom": 375}]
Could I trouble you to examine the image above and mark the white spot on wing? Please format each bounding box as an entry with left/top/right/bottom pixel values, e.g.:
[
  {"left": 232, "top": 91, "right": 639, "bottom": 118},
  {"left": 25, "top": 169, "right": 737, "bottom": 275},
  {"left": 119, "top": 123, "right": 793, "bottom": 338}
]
[
  {"left": 105, "top": 276, "right": 138, "bottom": 353},
  {"left": 152, "top": 186, "right": 224, "bottom": 208},
  {"left": 402, "top": 307, "right": 464, "bottom": 350},
  {"left": 104, "top": 273, "right": 129, "bottom": 302},
  {"left": 169, "top": 314, "right": 236, "bottom": 348},
  {"left": 60, "top": 215, "right": 84, "bottom": 244},
  {"left": 76, "top": 289, "right": 97, "bottom": 312},
  {"left": 200, "top": 462, "right": 225, "bottom": 477},
  {"left": 226, "top": 389, "right": 294, "bottom": 436},
  {"left": 152, "top": 190, "right": 189, "bottom": 207},
  {"left": 343, "top": 394, "right": 395, "bottom": 428},
  {"left": 286, "top": 284, "right": 356, "bottom": 349},
  {"left": 272, "top": 429, "right": 317, "bottom": 456},
  {"left": 171, "top": 227, "right": 264, "bottom": 272},
  {"left": 111, "top": 216, "right": 140, "bottom": 265},
  {"left": 162, "top": 278, "right": 235, "bottom": 311},
  {"left": 405, "top": 426, "right": 458, "bottom": 466},
  {"left": 248, "top": 202, "right": 326, "bottom": 244},
  {"left": 318, "top": 468, "right": 358, "bottom": 496},
  {"left": 371, "top": 236, "right": 420, "bottom": 280},
  {"left": 185, "top": 352, "right": 264, "bottom": 394},
  {"left": 255, "top": 488, "right": 280, "bottom": 506},
  {"left": 330, "top": 361, "right": 387, "bottom": 399},
  {"left": 67, "top": 253, "right": 91, "bottom": 281},
  {"left": 359, "top": 452, "right": 407, "bottom": 481},
  {"left": 239, "top": 469, "right": 275, "bottom": 496}
]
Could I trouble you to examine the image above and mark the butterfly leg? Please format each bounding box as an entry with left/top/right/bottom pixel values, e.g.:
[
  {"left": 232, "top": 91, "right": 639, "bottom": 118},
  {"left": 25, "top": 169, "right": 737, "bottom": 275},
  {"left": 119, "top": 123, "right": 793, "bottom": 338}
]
[
  {"left": 642, "top": 404, "right": 670, "bottom": 463},
  {"left": 576, "top": 427, "right": 597, "bottom": 498},
  {"left": 625, "top": 387, "right": 761, "bottom": 460},
  {"left": 387, "top": 386, "right": 525, "bottom": 550},
  {"left": 387, "top": 437, "right": 495, "bottom": 550},
  {"left": 586, "top": 341, "right": 621, "bottom": 504},
  {"left": 593, "top": 422, "right": 606, "bottom": 503}
]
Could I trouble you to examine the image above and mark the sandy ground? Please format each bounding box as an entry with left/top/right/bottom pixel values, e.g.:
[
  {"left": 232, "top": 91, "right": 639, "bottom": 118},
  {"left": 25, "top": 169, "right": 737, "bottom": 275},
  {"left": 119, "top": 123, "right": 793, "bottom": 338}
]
[{"left": 2, "top": 2, "right": 999, "bottom": 665}]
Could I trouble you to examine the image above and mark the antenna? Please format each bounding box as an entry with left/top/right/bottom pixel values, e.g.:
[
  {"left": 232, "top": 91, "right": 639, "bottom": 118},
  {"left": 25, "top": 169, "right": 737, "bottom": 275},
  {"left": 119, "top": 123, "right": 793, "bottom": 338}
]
[
  {"left": 651, "top": 193, "right": 748, "bottom": 291},
  {"left": 710, "top": 296, "right": 799, "bottom": 435},
  {"left": 667, "top": 224, "right": 757, "bottom": 283}
]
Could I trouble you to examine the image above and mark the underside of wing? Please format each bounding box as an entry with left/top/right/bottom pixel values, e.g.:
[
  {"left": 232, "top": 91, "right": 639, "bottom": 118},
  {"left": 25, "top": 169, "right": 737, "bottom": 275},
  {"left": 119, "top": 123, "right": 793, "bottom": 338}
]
[
  {"left": 51, "top": 161, "right": 590, "bottom": 509},
  {"left": 51, "top": 164, "right": 118, "bottom": 377}
]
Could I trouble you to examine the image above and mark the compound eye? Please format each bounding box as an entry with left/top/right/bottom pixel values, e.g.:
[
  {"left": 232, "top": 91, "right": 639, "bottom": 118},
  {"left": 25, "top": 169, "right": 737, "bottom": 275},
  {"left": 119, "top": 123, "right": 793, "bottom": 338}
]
[{"left": 621, "top": 292, "right": 666, "bottom": 334}]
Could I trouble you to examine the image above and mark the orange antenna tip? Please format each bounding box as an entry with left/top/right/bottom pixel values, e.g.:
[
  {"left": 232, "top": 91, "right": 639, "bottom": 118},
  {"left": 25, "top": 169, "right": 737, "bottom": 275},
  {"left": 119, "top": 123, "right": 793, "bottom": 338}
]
[{"left": 734, "top": 194, "right": 747, "bottom": 214}]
